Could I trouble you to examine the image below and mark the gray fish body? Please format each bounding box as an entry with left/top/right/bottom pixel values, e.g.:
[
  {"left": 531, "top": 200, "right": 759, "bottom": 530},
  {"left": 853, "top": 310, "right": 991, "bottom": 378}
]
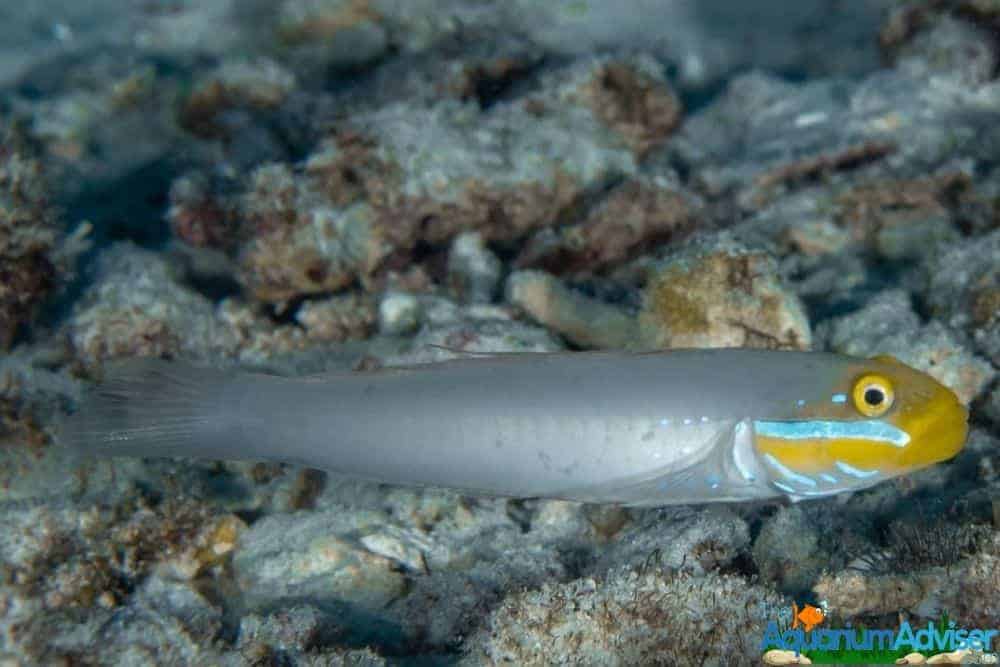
[
  {"left": 64, "top": 348, "right": 964, "bottom": 505},
  {"left": 225, "top": 350, "right": 796, "bottom": 503}
]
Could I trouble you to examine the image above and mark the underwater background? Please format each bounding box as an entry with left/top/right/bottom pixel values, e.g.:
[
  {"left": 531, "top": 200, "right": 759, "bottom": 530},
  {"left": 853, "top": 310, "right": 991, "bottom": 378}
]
[{"left": 0, "top": 0, "right": 998, "bottom": 664}]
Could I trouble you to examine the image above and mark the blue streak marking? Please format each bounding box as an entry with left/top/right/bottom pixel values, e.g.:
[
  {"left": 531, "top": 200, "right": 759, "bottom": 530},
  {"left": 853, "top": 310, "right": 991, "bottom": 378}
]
[
  {"left": 763, "top": 453, "right": 817, "bottom": 488},
  {"left": 835, "top": 460, "right": 880, "bottom": 479},
  {"left": 753, "top": 419, "right": 910, "bottom": 447},
  {"left": 819, "top": 473, "right": 838, "bottom": 484},
  {"left": 794, "top": 488, "right": 843, "bottom": 497},
  {"left": 796, "top": 399, "right": 806, "bottom": 408},
  {"left": 773, "top": 481, "right": 796, "bottom": 494},
  {"left": 831, "top": 393, "right": 847, "bottom": 404}
]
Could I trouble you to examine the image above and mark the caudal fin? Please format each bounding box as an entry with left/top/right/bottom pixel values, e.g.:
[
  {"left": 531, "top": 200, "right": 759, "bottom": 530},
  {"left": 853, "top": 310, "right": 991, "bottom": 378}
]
[{"left": 59, "top": 359, "right": 232, "bottom": 460}]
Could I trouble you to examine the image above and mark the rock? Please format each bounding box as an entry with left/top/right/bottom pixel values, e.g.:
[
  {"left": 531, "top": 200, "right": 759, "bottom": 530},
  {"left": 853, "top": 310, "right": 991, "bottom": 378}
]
[
  {"left": 67, "top": 243, "right": 230, "bottom": 368},
  {"left": 377, "top": 291, "right": 421, "bottom": 336},
  {"left": 639, "top": 234, "right": 812, "bottom": 350},
  {"left": 232, "top": 510, "right": 408, "bottom": 614}
]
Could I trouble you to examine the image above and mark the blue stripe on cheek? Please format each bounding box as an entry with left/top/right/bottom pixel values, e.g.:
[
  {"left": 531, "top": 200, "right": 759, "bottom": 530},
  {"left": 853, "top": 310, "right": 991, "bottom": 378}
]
[
  {"left": 831, "top": 393, "right": 847, "bottom": 404},
  {"left": 753, "top": 420, "right": 910, "bottom": 447},
  {"left": 763, "top": 453, "right": 817, "bottom": 488},
  {"left": 835, "top": 460, "right": 880, "bottom": 479}
]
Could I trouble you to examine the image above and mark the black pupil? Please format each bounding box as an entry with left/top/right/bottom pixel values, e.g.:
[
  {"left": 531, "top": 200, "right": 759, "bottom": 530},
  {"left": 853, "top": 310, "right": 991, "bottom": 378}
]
[{"left": 864, "top": 388, "right": 884, "bottom": 406}]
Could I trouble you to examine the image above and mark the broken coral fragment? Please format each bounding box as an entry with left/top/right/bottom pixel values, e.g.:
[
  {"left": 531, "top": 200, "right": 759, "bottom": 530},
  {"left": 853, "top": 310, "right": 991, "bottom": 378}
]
[
  {"left": 239, "top": 163, "right": 386, "bottom": 303},
  {"left": 506, "top": 270, "right": 639, "bottom": 350},
  {"left": 579, "top": 59, "right": 683, "bottom": 158},
  {"left": 516, "top": 178, "right": 700, "bottom": 275}
]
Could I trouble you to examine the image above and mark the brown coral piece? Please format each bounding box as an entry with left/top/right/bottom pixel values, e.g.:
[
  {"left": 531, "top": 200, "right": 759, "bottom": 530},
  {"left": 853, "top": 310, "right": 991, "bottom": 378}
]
[
  {"left": 582, "top": 62, "right": 683, "bottom": 158},
  {"left": 166, "top": 173, "right": 236, "bottom": 249},
  {"left": 753, "top": 140, "right": 897, "bottom": 194},
  {"left": 304, "top": 131, "right": 397, "bottom": 207},
  {"left": 970, "top": 285, "right": 1000, "bottom": 327},
  {"left": 277, "top": 0, "right": 382, "bottom": 43},
  {"left": 516, "top": 180, "right": 700, "bottom": 274},
  {"left": 0, "top": 252, "right": 55, "bottom": 349},
  {"left": 179, "top": 59, "right": 297, "bottom": 139},
  {"left": 0, "top": 373, "right": 48, "bottom": 454},
  {"left": 237, "top": 162, "right": 387, "bottom": 303},
  {"left": 836, "top": 171, "right": 971, "bottom": 241},
  {"left": 0, "top": 129, "right": 59, "bottom": 350},
  {"left": 374, "top": 170, "right": 585, "bottom": 262}
]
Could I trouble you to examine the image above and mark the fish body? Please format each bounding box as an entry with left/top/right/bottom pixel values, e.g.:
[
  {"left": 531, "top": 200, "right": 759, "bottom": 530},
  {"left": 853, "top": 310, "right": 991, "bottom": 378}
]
[{"left": 61, "top": 349, "right": 968, "bottom": 506}]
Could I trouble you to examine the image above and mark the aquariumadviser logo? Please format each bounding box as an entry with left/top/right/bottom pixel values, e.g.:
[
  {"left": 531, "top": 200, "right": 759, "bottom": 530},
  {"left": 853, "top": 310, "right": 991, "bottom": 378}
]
[
  {"left": 792, "top": 603, "right": 825, "bottom": 633},
  {"left": 760, "top": 604, "right": 999, "bottom": 665}
]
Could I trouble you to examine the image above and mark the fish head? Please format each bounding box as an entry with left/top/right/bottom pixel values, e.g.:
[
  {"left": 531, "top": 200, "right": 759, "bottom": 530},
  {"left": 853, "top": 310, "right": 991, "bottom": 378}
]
[{"left": 752, "top": 354, "right": 968, "bottom": 499}]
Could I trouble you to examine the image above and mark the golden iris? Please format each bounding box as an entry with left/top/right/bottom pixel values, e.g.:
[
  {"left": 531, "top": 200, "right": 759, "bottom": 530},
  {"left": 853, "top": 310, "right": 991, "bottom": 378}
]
[{"left": 852, "top": 374, "right": 894, "bottom": 417}]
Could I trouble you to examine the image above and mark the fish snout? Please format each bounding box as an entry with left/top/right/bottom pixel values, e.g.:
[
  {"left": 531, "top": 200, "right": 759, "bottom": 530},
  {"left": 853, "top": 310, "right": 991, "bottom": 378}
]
[{"left": 898, "top": 390, "right": 968, "bottom": 469}]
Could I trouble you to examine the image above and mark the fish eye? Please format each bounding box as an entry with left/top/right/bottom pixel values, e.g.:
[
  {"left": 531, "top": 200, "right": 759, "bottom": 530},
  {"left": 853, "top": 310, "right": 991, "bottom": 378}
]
[{"left": 852, "top": 374, "right": 894, "bottom": 417}]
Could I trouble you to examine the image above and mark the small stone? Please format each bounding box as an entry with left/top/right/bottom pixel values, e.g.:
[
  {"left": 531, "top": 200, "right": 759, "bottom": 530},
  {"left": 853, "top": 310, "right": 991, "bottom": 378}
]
[
  {"left": 448, "top": 232, "right": 502, "bottom": 303},
  {"left": 378, "top": 291, "right": 422, "bottom": 336},
  {"left": 359, "top": 527, "right": 433, "bottom": 572}
]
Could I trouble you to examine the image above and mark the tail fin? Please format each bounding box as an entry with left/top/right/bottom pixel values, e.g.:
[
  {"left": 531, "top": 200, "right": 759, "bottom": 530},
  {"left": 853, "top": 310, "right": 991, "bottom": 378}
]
[{"left": 59, "top": 359, "right": 233, "bottom": 460}]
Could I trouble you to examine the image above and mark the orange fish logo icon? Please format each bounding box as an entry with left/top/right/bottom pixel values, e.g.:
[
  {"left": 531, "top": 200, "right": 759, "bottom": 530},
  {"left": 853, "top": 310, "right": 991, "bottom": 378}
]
[{"left": 792, "top": 603, "right": 825, "bottom": 632}]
